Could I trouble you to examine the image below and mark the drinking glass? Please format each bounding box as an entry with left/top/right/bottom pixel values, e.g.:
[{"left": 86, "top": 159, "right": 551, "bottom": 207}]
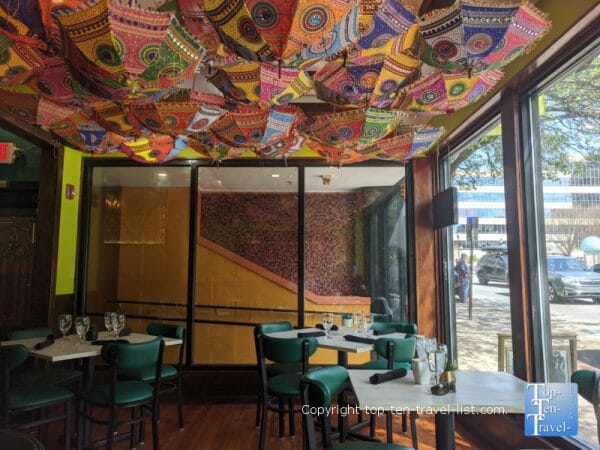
[
  {"left": 363, "top": 313, "right": 373, "bottom": 336},
  {"left": 322, "top": 313, "right": 333, "bottom": 339},
  {"left": 83, "top": 316, "right": 90, "bottom": 335},
  {"left": 59, "top": 314, "right": 72, "bottom": 338},
  {"left": 427, "top": 344, "right": 448, "bottom": 385},
  {"left": 112, "top": 314, "right": 125, "bottom": 337},
  {"left": 75, "top": 317, "right": 86, "bottom": 343},
  {"left": 353, "top": 312, "right": 363, "bottom": 335},
  {"left": 104, "top": 312, "right": 114, "bottom": 336}
]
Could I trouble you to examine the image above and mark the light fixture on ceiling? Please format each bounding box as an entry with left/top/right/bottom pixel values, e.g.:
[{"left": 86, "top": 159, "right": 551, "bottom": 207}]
[
  {"left": 158, "top": 173, "right": 168, "bottom": 177},
  {"left": 271, "top": 173, "right": 280, "bottom": 178}
]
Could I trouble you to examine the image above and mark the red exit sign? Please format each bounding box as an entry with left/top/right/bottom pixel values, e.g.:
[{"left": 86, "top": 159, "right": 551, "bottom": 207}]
[{"left": 0, "top": 143, "right": 16, "bottom": 164}]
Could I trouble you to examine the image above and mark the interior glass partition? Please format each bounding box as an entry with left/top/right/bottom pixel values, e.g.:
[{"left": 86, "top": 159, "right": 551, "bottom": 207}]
[
  {"left": 447, "top": 119, "right": 515, "bottom": 372},
  {"left": 194, "top": 167, "right": 298, "bottom": 365},
  {"left": 84, "top": 166, "right": 190, "bottom": 363},
  {"left": 303, "top": 166, "right": 407, "bottom": 364},
  {"left": 528, "top": 42, "right": 600, "bottom": 446}
]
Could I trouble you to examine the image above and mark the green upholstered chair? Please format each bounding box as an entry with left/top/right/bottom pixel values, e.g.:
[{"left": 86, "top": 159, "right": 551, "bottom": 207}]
[
  {"left": 7, "top": 327, "right": 82, "bottom": 389},
  {"left": 359, "top": 337, "right": 418, "bottom": 447},
  {"left": 0, "top": 429, "right": 45, "bottom": 449},
  {"left": 78, "top": 337, "right": 164, "bottom": 450},
  {"left": 119, "top": 323, "right": 186, "bottom": 431},
  {"left": 0, "top": 345, "right": 73, "bottom": 450},
  {"left": 301, "top": 366, "right": 414, "bottom": 450},
  {"left": 370, "top": 322, "right": 417, "bottom": 335},
  {"left": 571, "top": 369, "right": 599, "bottom": 443},
  {"left": 257, "top": 333, "right": 318, "bottom": 450}
]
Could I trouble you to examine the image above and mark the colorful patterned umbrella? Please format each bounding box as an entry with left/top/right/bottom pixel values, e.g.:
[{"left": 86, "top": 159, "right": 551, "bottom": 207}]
[
  {"left": 207, "top": 60, "right": 313, "bottom": 106},
  {"left": 209, "top": 104, "right": 304, "bottom": 149},
  {"left": 307, "top": 138, "right": 369, "bottom": 164},
  {"left": 302, "top": 107, "right": 406, "bottom": 149},
  {"left": 0, "top": 8, "right": 47, "bottom": 86},
  {"left": 0, "top": 87, "right": 76, "bottom": 125},
  {"left": 58, "top": 0, "right": 205, "bottom": 98},
  {"left": 0, "top": 0, "right": 45, "bottom": 39},
  {"left": 201, "top": 0, "right": 359, "bottom": 64},
  {"left": 356, "top": 126, "right": 444, "bottom": 160},
  {"left": 120, "top": 134, "right": 189, "bottom": 163},
  {"left": 25, "top": 56, "right": 89, "bottom": 104},
  {"left": 185, "top": 131, "right": 247, "bottom": 161},
  {"left": 391, "top": 69, "right": 504, "bottom": 114},
  {"left": 130, "top": 89, "right": 227, "bottom": 136},
  {"left": 176, "top": 0, "right": 221, "bottom": 59},
  {"left": 313, "top": 51, "right": 421, "bottom": 108},
  {"left": 419, "top": 0, "right": 550, "bottom": 72}
]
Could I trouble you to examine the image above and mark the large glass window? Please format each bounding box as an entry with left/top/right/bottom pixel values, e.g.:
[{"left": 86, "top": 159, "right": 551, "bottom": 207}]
[
  {"left": 84, "top": 166, "right": 190, "bottom": 364},
  {"left": 303, "top": 167, "right": 407, "bottom": 364},
  {"left": 529, "top": 42, "right": 600, "bottom": 447},
  {"left": 195, "top": 167, "right": 298, "bottom": 364},
  {"left": 446, "top": 119, "right": 515, "bottom": 372}
]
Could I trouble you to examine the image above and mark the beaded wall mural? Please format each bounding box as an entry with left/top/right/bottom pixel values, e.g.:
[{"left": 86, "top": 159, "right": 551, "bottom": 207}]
[{"left": 0, "top": 0, "right": 551, "bottom": 164}]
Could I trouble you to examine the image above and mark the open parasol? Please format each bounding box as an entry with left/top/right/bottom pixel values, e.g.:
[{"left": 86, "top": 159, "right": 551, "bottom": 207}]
[
  {"left": 58, "top": 0, "right": 205, "bottom": 98},
  {"left": 0, "top": 87, "right": 76, "bottom": 126},
  {"left": 356, "top": 126, "right": 444, "bottom": 160}
]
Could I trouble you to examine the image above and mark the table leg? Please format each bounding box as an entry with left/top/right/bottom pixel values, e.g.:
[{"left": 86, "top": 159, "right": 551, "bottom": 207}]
[
  {"left": 435, "top": 412, "right": 455, "bottom": 450},
  {"left": 82, "top": 357, "right": 96, "bottom": 446},
  {"left": 337, "top": 351, "right": 348, "bottom": 441}
]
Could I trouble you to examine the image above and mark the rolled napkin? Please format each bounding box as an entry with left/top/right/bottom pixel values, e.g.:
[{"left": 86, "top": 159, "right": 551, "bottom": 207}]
[
  {"left": 373, "top": 329, "right": 395, "bottom": 336},
  {"left": 369, "top": 368, "right": 407, "bottom": 385},
  {"left": 118, "top": 328, "right": 132, "bottom": 337},
  {"left": 315, "top": 324, "right": 339, "bottom": 331},
  {"left": 298, "top": 331, "right": 326, "bottom": 338},
  {"left": 91, "top": 339, "right": 130, "bottom": 345},
  {"left": 34, "top": 334, "right": 55, "bottom": 350},
  {"left": 343, "top": 335, "right": 376, "bottom": 344}
]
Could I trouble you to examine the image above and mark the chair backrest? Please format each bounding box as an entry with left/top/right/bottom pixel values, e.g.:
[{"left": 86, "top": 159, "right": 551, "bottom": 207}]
[
  {"left": 373, "top": 337, "right": 416, "bottom": 369},
  {"left": 256, "top": 321, "right": 293, "bottom": 335},
  {"left": 261, "top": 335, "right": 318, "bottom": 364},
  {"left": 571, "top": 369, "right": 599, "bottom": 405},
  {"left": 301, "top": 366, "right": 350, "bottom": 450},
  {"left": 147, "top": 323, "right": 186, "bottom": 341},
  {"left": 0, "top": 344, "right": 29, "bottom": 371},
  {"left": 371, "top": 322, "right": 417, "bottom": 335},
  {"left": 101, "top": 337, "right": 163, "bottom": 372},
  {"left": 8, "top": 327, "right": 52, "bottom": 341}
]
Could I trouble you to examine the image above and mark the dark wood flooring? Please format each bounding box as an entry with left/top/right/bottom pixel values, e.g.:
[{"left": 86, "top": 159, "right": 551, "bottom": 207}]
[{"left": 34, "top": 400, "right": 487, "bottom": 450}]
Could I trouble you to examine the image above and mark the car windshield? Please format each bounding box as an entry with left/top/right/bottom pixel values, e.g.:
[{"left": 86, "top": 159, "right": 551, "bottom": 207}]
[{"left": 547, "top": 258, "right": 588, "bottom": 272}]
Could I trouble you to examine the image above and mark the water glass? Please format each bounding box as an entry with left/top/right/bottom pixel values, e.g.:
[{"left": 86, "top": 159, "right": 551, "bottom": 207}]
[
  {"left": 363, "top": 313, "right": 373, "bottom": 335},
  {"left": 427, "top": 344, "right": 448, "bottom": 385},
  {"left": 354, "top": 312, "right": 364, "bottom": 335},
  {"left": 58, "top": 314, "right": 72, "bottom": 338},
  {"left": 104, "top": 312, "right": 114, "bottom": 336},
  {"left": 322, "top": 313, "right": 333, "bottom": 339},
  {"left": 112, "top": 314, "right": 125, "bottom": 337},
  {"left": 75, "top": 317, "right": 86, "bottom": 343}
]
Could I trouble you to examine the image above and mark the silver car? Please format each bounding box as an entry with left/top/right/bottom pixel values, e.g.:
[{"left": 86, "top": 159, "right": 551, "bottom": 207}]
[{"left": 547, "top": 256, "right": 600, "bottom": 304}]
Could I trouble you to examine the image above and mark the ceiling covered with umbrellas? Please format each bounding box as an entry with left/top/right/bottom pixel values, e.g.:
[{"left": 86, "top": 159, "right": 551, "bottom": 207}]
[{"left": 0, "top": 0, "right": 550, "bottom": 164}]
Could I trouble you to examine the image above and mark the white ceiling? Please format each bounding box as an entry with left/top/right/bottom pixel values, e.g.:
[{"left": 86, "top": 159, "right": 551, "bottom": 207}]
[{"left": 94, "top": 166, "right": 404, "bottom": 193}]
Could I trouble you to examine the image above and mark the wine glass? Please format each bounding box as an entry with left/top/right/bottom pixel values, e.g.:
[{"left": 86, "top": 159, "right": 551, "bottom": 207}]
[
  {"left": 75, "top": 317, "right": 86, "bottom": 343},
  {"left": 83, "top": 316, "right": 90, "bottom": 335},
  {"left": 104, "top": 312, "right": 114, "bottom": 336},
  {"left": 363, "top": 313, "right": 373, "bottom": 336},
  {"left": 357, "top": 312, "right": 365, "bottom": 336},
  {"left": 58, "top": 314, "right": 72, "bottom": 339},
  {"left": 322, "top": 313, "right": 333, "bottom": 339},
  {"left": 112, "top": 314, "right": 125, "bottom": 337},
  {"left": 427, "top": 344, "right": 448, "bottom": 385},
  {"left": 353, "top": 312, "right": 363, "bottom": 335}
]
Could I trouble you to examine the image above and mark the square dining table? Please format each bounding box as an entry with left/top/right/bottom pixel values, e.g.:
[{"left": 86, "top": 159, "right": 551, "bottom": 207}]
[{"left": 348, "top": 369, "right": 526, "bottom": 450}]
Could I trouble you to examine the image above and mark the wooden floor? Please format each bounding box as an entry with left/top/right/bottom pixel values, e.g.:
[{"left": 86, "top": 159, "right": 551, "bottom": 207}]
[{"left": 37, "top": 400, "right": 488, "bottom": 450}]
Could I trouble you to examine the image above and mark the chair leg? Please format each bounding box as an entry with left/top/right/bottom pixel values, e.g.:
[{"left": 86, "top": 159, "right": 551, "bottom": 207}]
[
  {"left": 258, "top": 398, "right": 269, "bottom": 450},
  {"left": 139, "top": 406, "right": 146, "bottom": 445},
  {"left": 130, "top": 406, "right": 138, "bottom": 450},
  {"left": 386, "top": 411, "right": 393, "bottom": 443},
  {"left": 152, "top": 402, "right": 160, "bottom": 450},
  {"left": 106, "top": 408, "right": 116, "bottom": 450},
  {"left": 177, "top": 378, "right": 184, "bottom": 430},
  {"left": 288, "top": 398, "right": 295, "bottom": 438},
  {"left": 410, "top": 411, "right": 419, "bottom": 450},
  {"left": 369, "top": 414, "right": 376, "bottom": 437},
  {"left": 402, "top": 411, "right": 408, "bottom": 433},
  {"left": 278, "top": 397, "right": 285, "bottom": 439},
  {"left": 64, "top": 400, "right": 72, "bottom": 450},
  {"left": 255, "top": 394, "right": 262, "bottom": 428},
  {"left": 76, "top": 400, "right": 84, "bottom": 450}
]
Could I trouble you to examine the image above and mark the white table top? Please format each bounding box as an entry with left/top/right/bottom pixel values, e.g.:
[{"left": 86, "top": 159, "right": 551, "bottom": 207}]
[
  {"left": 348, "top": 370, "right": 526, "bottom": 414},
  {"left": 266, "top": 327, "right": 406, "bottom": 354},
  {"left": 1, "top": 331, "right": 183, "bottom": 363}
]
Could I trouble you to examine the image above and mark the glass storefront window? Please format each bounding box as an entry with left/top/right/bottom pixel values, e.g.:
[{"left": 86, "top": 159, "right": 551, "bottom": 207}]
[
  {"left": 447, "top": 119, "right": 515, "bottom": 372},
  {"left": 529, "top": 42, "right": 600, "bottom": 447}
]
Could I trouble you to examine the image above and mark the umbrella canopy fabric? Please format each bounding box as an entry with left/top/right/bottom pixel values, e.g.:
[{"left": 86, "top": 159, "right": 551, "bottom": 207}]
[
  {"left": 185, "top": 131, "right": 247, "bottom": 160},
  {"left": 207, "top": 60, "right": 313, "bottom": 106},
  {"left": 0, "top": 87, "right": 76, "bottom": 125},
  {"left": 58, "top": 0, "right": 205, "bottom": 98},
  {"left": 357, "top": 126, "right": 444, "bottom": 160},
  {"left": 201, "top": 0, "right": 359, "bottom": 64},
  {"left": 419, "top": 0, "right": 550, "bottom": 72}
]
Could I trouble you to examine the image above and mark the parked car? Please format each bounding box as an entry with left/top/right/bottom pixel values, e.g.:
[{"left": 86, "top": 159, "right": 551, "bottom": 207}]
[
  {"left": 476, "top": 246, "right": 509, "bottom": 285},
  {"left": 547, "top": 255, "right": 600, "bottom": 303}
]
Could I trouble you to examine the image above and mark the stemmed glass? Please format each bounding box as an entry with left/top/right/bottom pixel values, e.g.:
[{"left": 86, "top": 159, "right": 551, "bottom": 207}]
[
  {"left": 112, "top": 314, "right": 125, "bottom": 337},
  {"left": 75, "top": 317, "right": 86, "bottom": 343},
  {"left": 322, "top": 313, "right": 333, "bottom": 339},
  {"left": 104, "top": 312, "right": 115, "bottom": 336},
  {"left": 59, "top": 314, "right": 72, "bottom": 339},
  {"left": 427, "top": 343, "right": 448, "bottom": 385},
  {"left": 363, "top": 313, "right": 373, "bottom": 336}
]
